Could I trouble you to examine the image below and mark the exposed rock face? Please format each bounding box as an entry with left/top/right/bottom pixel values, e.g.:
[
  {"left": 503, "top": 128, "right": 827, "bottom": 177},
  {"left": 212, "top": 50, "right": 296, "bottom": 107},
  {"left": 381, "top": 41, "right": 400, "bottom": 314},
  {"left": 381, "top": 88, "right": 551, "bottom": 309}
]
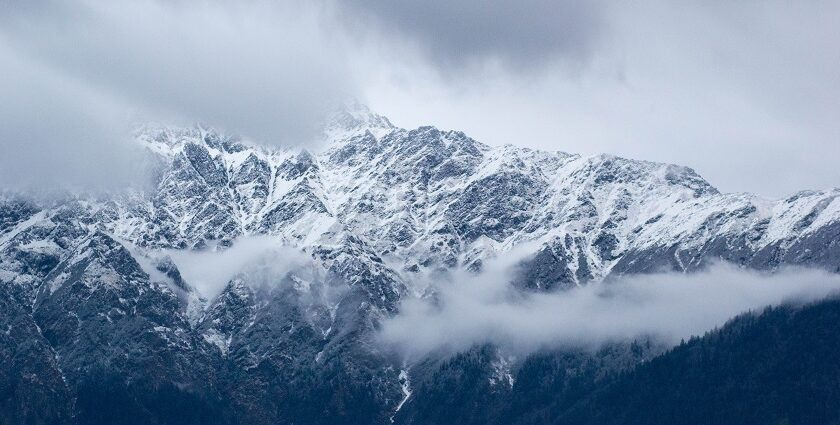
[{"left": 1, "top": 103, "right": 839, "bottom": 423}]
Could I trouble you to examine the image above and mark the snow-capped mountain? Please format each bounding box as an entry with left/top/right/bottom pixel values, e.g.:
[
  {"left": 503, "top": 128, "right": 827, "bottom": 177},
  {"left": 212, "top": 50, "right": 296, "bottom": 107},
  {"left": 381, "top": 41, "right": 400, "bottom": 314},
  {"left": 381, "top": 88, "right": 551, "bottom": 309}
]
[
  {"left": 1, "top": 103, "right": 839, "bottom": 424},
  {"left": 106, "top": 103, "right": 840, "bottom": 286}
]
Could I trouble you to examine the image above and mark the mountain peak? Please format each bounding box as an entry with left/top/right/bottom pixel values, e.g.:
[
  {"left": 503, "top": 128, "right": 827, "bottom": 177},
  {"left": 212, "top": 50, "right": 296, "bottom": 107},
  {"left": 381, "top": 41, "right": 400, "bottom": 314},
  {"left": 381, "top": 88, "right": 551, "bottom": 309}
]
[{"left": 325, "top": 100, "right": 394, "bottom": 136}]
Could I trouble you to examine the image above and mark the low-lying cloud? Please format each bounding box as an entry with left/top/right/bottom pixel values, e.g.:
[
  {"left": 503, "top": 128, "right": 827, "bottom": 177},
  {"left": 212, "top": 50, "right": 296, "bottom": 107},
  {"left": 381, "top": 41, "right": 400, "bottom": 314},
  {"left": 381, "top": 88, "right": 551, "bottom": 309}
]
[
  {"left": 166, "top": 236, "right": 310, "bottom": 300},
  {"left": 381, "top": 261, "right": 840, "bottom": 361}
]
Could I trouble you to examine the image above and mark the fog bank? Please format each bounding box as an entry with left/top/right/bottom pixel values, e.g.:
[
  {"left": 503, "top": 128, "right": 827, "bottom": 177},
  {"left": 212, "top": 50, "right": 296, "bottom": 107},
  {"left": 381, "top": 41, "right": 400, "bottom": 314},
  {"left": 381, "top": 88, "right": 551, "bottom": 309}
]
[
  {"left": 381, "top": 262, "right": 840, "bottom": 360},
  {"left": 166, "top": 236, "right": 310, "bottom": 300}
]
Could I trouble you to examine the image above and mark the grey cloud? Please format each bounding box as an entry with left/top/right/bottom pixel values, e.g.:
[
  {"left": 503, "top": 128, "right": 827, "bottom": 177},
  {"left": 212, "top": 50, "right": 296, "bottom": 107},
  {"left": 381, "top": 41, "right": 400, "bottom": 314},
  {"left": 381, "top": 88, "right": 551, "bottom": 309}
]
[
  {"left": 0, "top": 0, "right": 356, "bottom": 144},
  {"left": 0, "top": 38, "right": 146, "bottom": 191},
  {"left": 0, "top": 0, "right": 358, "bottom": 191},
  {"left": 339, "top": 0, "right": 605, "bottom": 71}
]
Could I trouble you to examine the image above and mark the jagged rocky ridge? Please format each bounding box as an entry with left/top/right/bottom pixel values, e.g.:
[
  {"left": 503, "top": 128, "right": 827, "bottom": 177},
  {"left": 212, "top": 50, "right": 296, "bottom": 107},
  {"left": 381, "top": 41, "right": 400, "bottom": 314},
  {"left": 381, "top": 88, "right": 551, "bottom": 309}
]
[{"left": 1, "top": 103, "right": 839, "bottom": 424}]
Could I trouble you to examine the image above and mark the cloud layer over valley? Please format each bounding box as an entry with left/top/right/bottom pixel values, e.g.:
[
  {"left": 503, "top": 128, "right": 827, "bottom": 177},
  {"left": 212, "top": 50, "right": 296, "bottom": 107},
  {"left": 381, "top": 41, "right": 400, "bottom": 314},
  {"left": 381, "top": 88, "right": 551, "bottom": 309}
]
[
  {"left": 163, "top": 236, "right": 840, "bottom": 362},
  {"left": 380, "top": 261, "right": 840, "bottom": 360}
]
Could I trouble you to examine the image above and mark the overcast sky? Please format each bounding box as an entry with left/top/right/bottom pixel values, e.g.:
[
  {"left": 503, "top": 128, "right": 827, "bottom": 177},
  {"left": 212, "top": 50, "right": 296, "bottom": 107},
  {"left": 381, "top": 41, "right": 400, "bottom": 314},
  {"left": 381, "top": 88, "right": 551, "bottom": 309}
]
[{"left": 0, "top": 0, "right": 837, "bottom": 196}]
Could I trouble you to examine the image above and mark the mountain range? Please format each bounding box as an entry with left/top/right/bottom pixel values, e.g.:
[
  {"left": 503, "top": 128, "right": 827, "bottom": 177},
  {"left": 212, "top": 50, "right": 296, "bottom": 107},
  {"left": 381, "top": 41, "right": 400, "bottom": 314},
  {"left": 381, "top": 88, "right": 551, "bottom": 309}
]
[{"left": 2, "top": 103, "right": 839, "bottom": 424}]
